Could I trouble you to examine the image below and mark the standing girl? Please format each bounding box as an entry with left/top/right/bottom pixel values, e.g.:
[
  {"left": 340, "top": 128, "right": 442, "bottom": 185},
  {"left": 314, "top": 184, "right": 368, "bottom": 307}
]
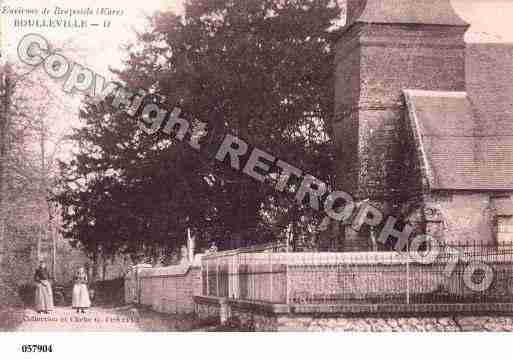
[
  {"left": 34, "top": 260, "right": 54, "bottom": 314},
  {"left": 72, "top": 267, "right": 91, "bottom": 314}
]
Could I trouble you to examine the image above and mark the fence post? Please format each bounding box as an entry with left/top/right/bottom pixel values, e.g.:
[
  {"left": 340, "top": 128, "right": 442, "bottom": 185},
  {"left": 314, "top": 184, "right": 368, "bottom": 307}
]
[
  {"left": 251, "top": 256, "right": 256, "bottom": 300},
  {"left": 286, "top": 261, "right": 290, "bottom": 305},
  {"left": 233, "top": 254, "right": 238, "bottom": 299},
  {"left": 269, "top": 254, "right": 273, "bottom": 302},
  {"left": 406, "top": 248, "right": 410, "bottom": 305},
  {"left": 136, "top": 267, "right": 141, "bottom": 304},
  {"left": 230, "top": 255, "right": 234, "bottom": 298},
  {"left": 216, "top": 257, "right": 220, "bottom": 297},
  {"left": 205, "top": 258, "right": 209, "bottom": 296},
  {"left": 161, "top": 277, "right": 165, "bottom": 312}
]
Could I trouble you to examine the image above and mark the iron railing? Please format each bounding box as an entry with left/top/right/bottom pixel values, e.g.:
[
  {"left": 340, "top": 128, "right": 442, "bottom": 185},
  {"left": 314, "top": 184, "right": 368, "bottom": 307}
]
[{"left": 201, "top": 244, "right": 513, "bottom": 306}]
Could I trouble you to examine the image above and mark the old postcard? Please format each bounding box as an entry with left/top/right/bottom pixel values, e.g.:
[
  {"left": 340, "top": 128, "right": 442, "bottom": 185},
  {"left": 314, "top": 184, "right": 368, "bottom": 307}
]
[{"left": 1, "top": 0, "right": 513, "bottom": 349}]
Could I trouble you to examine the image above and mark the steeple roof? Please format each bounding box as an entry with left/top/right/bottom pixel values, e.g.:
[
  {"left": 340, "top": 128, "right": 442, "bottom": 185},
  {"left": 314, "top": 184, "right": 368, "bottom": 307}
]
[{"left": 346, "top": 0, "right": 468, "bottom": 27}]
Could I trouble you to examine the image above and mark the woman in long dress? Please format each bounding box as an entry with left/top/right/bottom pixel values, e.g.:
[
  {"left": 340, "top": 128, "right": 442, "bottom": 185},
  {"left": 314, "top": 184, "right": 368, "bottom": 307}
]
[
  {"left": 72, "top": 267, "right": 91, "bottom": 314},
  {"left": 34, "top": 261, "right": 54, "bottom": 314}
]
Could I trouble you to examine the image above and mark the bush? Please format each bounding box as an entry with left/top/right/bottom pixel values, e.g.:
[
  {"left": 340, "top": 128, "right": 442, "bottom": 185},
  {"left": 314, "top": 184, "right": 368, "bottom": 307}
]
[
  {"left": 52, "top": 282, "right": 74, "bottom": 306},
  {"left": 93, "top": 278, "right": 124, "bottom": 306}
]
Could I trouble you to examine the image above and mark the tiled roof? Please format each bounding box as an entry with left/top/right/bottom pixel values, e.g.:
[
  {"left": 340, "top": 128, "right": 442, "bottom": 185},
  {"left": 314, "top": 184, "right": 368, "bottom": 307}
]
[
  {"left": 404, "top": 89, "right": 513, "bottom": 191},
  {"left": 346, "top": 0, "right": 468, "bottom": 26}
]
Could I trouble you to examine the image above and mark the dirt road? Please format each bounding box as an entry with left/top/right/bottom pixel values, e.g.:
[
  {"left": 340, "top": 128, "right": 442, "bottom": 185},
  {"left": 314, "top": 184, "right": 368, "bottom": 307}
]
[
  {"left": 11, "top": 305, "right": 202, "bottom": 332},
  {"left": 11, "top": 306, "right": 513, "bottom": 331},
  {"left": 16, "top": 306, "right": 142, "bottom": 332}
]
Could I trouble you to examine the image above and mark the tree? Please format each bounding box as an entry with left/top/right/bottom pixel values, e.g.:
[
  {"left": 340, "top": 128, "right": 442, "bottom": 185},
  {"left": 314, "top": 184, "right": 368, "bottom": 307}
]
[
  {"left": 0, "top": 60, "right": 83, "bottom": 305},
  {"left": 56, "top": 0, "right": 343, "bottom": 261}
]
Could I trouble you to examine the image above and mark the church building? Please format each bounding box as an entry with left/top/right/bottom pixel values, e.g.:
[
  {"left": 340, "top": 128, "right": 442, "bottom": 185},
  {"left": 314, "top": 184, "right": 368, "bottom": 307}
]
[{"left": 334, "top": 0, "right": 513, "bottom": 251}]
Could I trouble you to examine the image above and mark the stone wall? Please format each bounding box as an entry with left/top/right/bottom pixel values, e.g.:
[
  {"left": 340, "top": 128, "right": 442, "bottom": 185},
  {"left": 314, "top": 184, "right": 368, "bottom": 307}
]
[
  {"left": 194, "top": 296, "right": 513, "bottom": 332},
  {"left": 196, "top": 249, "right": 513, "bottom": 332},
  {"left": 129, "top": 249, "right": 513, "bottom": 322},
  {"left": 125, "top": 258, "right": 202, "bottom": 315},
  {"left": 286, "top": 255, "right": 513, "bottom": 304},
  {"left": 201, "top": 251, "right": 513, "bottom": 306}
]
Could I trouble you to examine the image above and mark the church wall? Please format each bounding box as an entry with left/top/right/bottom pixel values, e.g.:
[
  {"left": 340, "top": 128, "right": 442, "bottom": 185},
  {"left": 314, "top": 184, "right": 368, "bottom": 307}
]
[
  {"left": 497, "top": 216, "right": 513, "bottom": 246},
  {"left": 333, "top": 38, "right": 360, "bottom": 196},
  {"left": 334, "top": 24, "right": 466, "bottom": 212},
  {"left": 334, "top": 22, "right": 467, "bottom": 251},
  {"left": 355, "top": 25, "right": 466, "bottom": 201},
  {"left": 425, "top": 192, "right": 496, "bottom": 247},
  {"left": 466, "top": 43, "right": 513, "bottom": 136},
  {"left": 358, "top": 25, "right": 467, "bottom": 106}
]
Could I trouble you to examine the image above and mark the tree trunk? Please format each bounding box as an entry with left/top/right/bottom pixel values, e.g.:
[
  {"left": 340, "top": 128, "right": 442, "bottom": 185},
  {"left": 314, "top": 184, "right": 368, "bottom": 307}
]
[
  {"left": 37, "top": 222, "right": 42, "bottom": 261},
  {"left": 50, "top": 212, "right": 56, "bottom": 280},
  {"left": 92, "top": 248, "right": 99, "bottom": 282},
  {"left": 102, "top": 255, "right": 107, "bottom": 281},
  {"left": 0, "top": 67, "right": 9, "bottom": 270},
  {"left": 0, "top": 65, "right": 9, "bottom": 302}
]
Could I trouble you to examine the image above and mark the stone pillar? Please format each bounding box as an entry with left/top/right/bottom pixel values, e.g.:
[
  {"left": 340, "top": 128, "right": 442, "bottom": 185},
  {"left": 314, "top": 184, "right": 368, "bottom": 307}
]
[{"left": 334, "top": 0, "right": 468, "bottom": 250}]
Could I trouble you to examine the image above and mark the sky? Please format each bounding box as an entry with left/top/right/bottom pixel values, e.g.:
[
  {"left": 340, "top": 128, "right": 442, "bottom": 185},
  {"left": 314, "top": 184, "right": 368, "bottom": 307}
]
[
  {"left": 3, "top": 0, "right": 513, "bottom": 75},
  {"left": 452, "top": 0, "right": 513, "bottom": 42},
  {"left": 1, "top": 0, "right": 513, "bottom": 162},
  {"left": 0, "top": 0, "right": 185, "bottom": 163},
  {"left": 1, "top": 0, "right": 184, "bottom": 74}
]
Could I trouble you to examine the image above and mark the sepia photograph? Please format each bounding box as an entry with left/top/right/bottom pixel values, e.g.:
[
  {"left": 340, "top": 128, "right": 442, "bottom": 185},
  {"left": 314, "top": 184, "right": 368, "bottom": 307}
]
[{"left": 1, "top": 0, "right": 513, "bottom": 354}]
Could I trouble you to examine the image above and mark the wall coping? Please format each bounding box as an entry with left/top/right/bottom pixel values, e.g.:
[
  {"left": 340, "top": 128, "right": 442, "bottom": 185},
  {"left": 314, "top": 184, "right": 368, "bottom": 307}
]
[
  {"left": 138, "top": 261, "right": 201, "bottom": 278},
  {"left": 194, "top": 296, "right": 513, "bottom": 316},
  {"left": 201, "top": 251, "right": 513, "bottom": 266},
  {"left": 194, "top": 296, "right": 290, "bottom": 314},
  {"left": 202, "top": 243, "right": 286, "bottom": 260}
]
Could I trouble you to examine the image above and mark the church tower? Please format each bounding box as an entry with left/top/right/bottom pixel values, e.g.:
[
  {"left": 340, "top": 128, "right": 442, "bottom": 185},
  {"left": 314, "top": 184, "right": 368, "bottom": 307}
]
[{"left": 334, "top": 0, "right": 469, "bottom": 250}]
